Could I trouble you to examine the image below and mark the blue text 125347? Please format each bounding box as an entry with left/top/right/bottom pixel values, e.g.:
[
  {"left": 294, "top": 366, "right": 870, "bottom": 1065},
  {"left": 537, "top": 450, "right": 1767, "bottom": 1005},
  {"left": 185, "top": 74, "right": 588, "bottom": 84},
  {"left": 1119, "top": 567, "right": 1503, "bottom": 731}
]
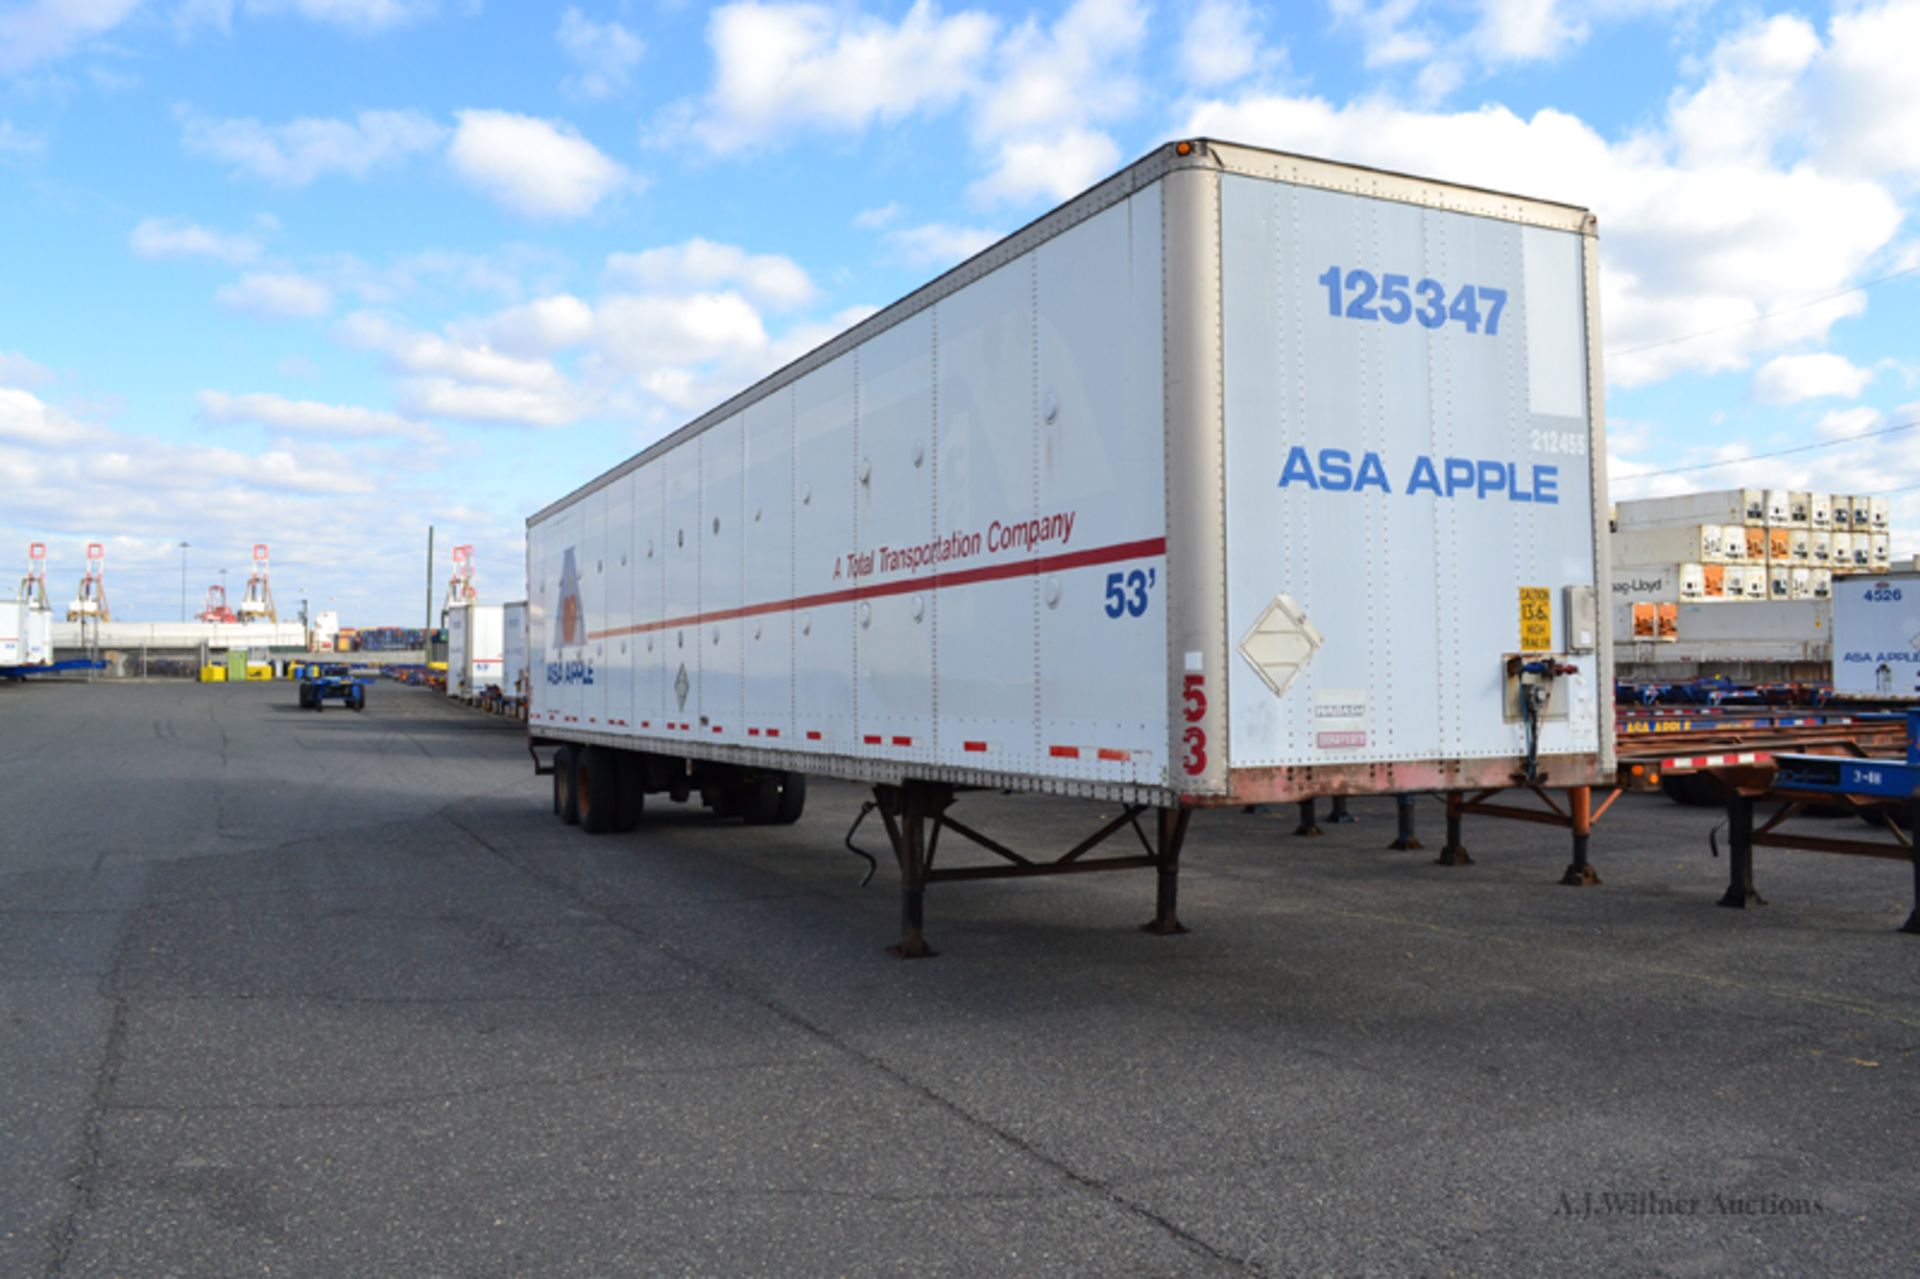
[{"left": 1317, "top": 267, "right": 1508, "bottom": 335}]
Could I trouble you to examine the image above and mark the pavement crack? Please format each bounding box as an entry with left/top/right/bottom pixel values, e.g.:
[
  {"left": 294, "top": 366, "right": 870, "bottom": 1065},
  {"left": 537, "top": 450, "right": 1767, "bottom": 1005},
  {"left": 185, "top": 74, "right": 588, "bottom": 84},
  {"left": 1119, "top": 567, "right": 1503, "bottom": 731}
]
[
  {"left": 41, "top": 925, "right": 134, "bottom": 1277},
  {"left": 441, "top": 807, "right": 1254, "bottom": 1274}
]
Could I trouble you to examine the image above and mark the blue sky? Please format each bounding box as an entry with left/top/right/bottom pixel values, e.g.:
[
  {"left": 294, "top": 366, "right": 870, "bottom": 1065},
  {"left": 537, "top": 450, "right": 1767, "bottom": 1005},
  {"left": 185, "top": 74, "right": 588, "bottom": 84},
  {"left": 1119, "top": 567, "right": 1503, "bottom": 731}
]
[{"left": 3, "top": 0, "right": 1917, "bottom": 624}]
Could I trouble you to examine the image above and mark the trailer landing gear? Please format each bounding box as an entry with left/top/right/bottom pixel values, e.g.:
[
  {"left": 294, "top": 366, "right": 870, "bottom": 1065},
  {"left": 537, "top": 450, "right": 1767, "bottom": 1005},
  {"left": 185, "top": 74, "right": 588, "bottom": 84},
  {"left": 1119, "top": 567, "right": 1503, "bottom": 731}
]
[{"left": 869, "top": 782, "right": 1191, "bottom": 958}]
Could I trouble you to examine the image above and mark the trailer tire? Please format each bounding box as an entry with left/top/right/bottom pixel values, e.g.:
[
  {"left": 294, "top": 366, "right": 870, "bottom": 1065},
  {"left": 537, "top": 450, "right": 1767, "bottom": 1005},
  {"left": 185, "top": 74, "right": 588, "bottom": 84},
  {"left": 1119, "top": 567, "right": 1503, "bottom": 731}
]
[
  {"left": 774, "top": 771, "right": 807, "bottom": 824},
  {"left": 613, "top": 752, "right": 646, "bottom": 832},
  {"left": 349, "top": 686, "right": 365, "bottom": 712},
  {"left": 577, "top": 746, "right": 619, "bottom": 835},
  {"left": 742, "top": 773, "right": 783, "bottom": 825},
  {"left": 555, "top": 745, "right": 580, "bottom": 825}
]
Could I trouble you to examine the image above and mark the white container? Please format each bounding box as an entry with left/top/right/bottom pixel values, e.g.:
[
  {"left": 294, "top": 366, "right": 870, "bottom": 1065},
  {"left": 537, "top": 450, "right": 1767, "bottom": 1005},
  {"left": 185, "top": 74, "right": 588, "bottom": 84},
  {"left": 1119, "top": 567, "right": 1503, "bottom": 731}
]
[
  {"left": 1743, "top": 567, "right": 1768, "bottom": 600},
  {"left": 1787, "top": 491, "right": 1811, "bottom": 526},
  {"left": 1768, "top": 561, "right": 1793, "bottom": 599},
  {"left": 1851, "top": 495, "right": 1872, "bottom": 529},
  {"left": 1612, "top": 564, "right": 1701, "bottom": 602},
  {"left": 1831, "top": 494, "right": 1853, "bottom": 529},
  {"left": 1764, "top": 490, "right": 1792, "bottom": 524},
  {"left": 1872, "top": 532, "right": 1891, "bottom": 566},
  {"left": 1852, "top": 534, "right": 1873, "bottom": 567},
  {"left": 1789, "top": 567, "right": 1813, "bottom": 599},
  {"left": 446, "top": 601, "right": 505, "bottom": 699},
  {"left": 527, "top": 138, "right": 1612, "bottom": 809},
  {"left": 1722, "top": 524, "right": 1752, "bottom": 562},
  {"left": 1612, "top": 525, "right": 1723, "bottom": 566},
  {"left": 1832, "top": 571, "right": 1920, "bottom": 699},
  {"left": 1614, "top": 489, "right": 1765, "bottom": 529},
  {"left": 1789, "top": 528, "right": 1810, "bottom": 560},
  {"left": 1811, "top": 568, "right": 1832, "bottom": 599},
  {"left": 1722, "top": 564, "right": 1748, "bottom": 599},
  {"left": 502, "top": 600, "right": 529, "bottom": 700},
  {"left": 1810, "top": 492, "right": 1831, "bottom": 529},
  {"left": 1832, "top": 532, "right": 1856, "bottom": 566},
  {"left": 1, "top": 597, "right": 54, "bottom": 667},
  {"left": 1871, "top": 496, "right": 1889, "bottom": 529},
  {"left": 1811, "top": 530, "right": 1832, "bottom": 563}
]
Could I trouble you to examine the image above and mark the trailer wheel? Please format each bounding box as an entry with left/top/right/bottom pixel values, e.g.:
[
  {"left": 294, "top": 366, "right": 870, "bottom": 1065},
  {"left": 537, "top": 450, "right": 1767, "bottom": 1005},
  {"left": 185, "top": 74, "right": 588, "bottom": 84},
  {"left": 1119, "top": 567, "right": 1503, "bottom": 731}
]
[
  {"left": 555, "top": 745, "right": 580, "bottom": 825},
  {"left": 613, "top": 753, "right": 646, "bottom": 832},
  {"left": 742, "top": 773, "right": 783, "bottom": 825},
  {"left": 577, "top": 746, "right": 619, "bottom": 835},
  {"left": 348, "top": 686, "right": 365, "bottom": 712},
  {"left": 774, "top": 771, "right": 807, "bottom": 825}
]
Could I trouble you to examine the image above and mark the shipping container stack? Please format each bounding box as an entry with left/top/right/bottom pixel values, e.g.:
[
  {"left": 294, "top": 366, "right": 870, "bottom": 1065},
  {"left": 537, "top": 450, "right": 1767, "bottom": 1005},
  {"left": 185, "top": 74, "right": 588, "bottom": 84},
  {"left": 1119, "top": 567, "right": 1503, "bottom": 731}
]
[{"left": 1610, "top": 487, "right": 1892, "bottom": 642}]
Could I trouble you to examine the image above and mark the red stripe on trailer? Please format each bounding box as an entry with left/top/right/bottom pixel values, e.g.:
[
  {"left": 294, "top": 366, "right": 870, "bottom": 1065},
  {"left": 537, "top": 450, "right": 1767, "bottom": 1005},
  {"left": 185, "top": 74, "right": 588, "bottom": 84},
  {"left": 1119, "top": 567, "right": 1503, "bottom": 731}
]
[
  {"left": 863, "top": 734, "right": 882, "bottom": 745},
  {"left": 711, "top": 725, "right": 723, "bottom": 734},
  {"left": 585, "top": 535, "right": 1168, "bottom": 641},
  {"left": 1050, "top": 745, "right": 1080, "bottom": 759},
  {"left": 766, "top": 728, "right": 780, "bottom": 738},
  {"left": 807, "top": 730, "right": 823, "bottom": 741},
  {"left": 748, "top": 727, "right": 760, "bottom": 736},
  {"left": 964, "top": 741, "right": 988, "bottom": 753},
  {"left": 1097, "top": 748, "right": 1130, "bottom": 762},
  {"left": 892, "top": 735, "right": 912, "bottom": 747}
]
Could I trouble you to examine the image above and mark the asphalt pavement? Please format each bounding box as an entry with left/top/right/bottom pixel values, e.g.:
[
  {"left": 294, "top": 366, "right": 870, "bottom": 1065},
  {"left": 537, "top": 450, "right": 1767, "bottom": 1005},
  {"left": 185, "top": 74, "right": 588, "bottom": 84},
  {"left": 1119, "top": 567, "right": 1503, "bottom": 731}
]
[{"left": 2, "top": 679, "right": 1916, "bottom": 1276}]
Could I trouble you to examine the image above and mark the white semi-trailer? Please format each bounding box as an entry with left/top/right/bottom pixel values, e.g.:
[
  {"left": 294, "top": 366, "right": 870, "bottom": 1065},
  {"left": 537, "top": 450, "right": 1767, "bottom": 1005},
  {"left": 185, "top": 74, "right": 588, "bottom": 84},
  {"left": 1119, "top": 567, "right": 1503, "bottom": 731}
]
[
  {"left": 446, "top": 601, "right": 505, "bottom": 700},
  {"left": 527, "top": 139, "right": 1611, "bottom": 954}
]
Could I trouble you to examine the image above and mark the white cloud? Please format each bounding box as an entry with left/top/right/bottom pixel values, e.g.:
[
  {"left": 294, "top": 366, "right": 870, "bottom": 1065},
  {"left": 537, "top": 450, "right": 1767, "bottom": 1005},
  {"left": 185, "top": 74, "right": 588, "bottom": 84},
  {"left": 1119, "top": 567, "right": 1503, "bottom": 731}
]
[
  {"left": 180, "top": 1, "right": 440, "bottom": 34},
  {"left": 197, "top": 390, "right": 439, "bottom": 443},
  {"left": 558, "top": 7, "right": 644, "bottom": 100},
  {"left": 1754, "top": 353, "right": 1874, "bottom": 405},
  {"left": 129, "top": 217, "right": 262, "bottom": 265},
  {"left": 1667, "top": 14, "right": 1819, "bottom": 168},
  {"left": 605, "top": 239, "right": 817, "bottom": 310},
  {"left": 965, "top": 0, "right": 1143, "bottom": 206},
  {"left": 1177, "top": 1, "right": 1267, "bottom": 88},
  {"left": 885, "top": 221, "right": 999, "bottom": 267},
  {"left": 0, "top": 351, "right": 54, "bottom": 387},
  {"left": 216, "top": 272, "right": 334, "bottom": 319},
  {"left": 447, "top": 110, "right": 629, "bottom": 220},
  {"left": 457, "top": 294, "right": 596, "bottom": 357},
  {"left": 0, "top": 384, "right": 87, "bottom": 445},
  {"left": 968, "top": 126, "right": 1119, "bottom": 205},
  {"left": 1470, "top": 0, "right": 1586, "bottom": 64},
  {"left": 1814, "top": 405, "right": 1882, "bottom": 439},
  {"left": 596, "top": 292, "right": 770, "bottom": 375},
  {"left": 0, "top": 119, "right": 45, "bottom": 154},
  {"left": 338, "top": 310, "right": 587, "bottom": 428},
  {"left": 1815, "top": 0, "right": 1920, "bottom": 181},
  {"left": 180, "top": 108, "right": 447, "bottom": 185},
  {"left": 686, "top": 0, "right": 998, "bottom": 152},
  {"left": 395, "top": 379, "right": 585, "bottom": 429},
  {"left": 0, "top": 0, "right": 138, "bottom": 75},
  {"left": 853, "top": 202, "right": 902, "bottom": 229}
]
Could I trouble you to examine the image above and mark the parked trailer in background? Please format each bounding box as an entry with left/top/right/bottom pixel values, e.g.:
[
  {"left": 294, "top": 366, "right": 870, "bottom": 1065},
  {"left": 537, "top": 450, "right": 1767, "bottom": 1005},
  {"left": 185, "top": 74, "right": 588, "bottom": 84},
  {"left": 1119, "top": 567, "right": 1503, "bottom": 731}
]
[
  {"left": 445, "top": 601, "right": 504, "bottom": 700},
  {"left": 1, "top": 595, "right": 53, "bottom": 668},
  {"left": 1832, "top": 570, "right": 1920, "bottom": 700},
  {"left": 526, "top": 138, "right": 1612, "bottom": 954},
  {"left": 502, "top": 601, "right": 528, "bottom": 703}
]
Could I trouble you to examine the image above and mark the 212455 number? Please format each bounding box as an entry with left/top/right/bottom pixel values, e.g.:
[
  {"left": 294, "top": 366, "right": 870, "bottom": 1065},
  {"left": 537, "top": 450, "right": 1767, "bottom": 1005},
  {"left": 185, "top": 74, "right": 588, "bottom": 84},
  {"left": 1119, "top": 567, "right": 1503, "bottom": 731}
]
[{"left": 1319, "top": 267, "right": 1507, "bottom": 335}]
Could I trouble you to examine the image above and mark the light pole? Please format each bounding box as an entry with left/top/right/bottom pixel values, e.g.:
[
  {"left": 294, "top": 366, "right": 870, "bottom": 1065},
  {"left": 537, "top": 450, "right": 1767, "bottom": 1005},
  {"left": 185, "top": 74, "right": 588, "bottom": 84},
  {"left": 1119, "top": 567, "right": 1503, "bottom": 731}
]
[{"left": 178, "top": 541, "right": 189, "bottom": 621}]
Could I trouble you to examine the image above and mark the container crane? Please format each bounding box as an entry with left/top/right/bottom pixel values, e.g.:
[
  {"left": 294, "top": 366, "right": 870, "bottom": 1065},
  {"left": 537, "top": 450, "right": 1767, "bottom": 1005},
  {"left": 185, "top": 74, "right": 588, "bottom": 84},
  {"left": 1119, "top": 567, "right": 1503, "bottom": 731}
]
[
  {"left": 445, "top": 544, "right": 477, "bottom": 607},
  {"left": 67, "top": 542, "right": 110, "bottom": 622},
  {"left": 197, "top": 584, "right": 238, "bottom": 624},
  {"left": 21, "top": 542, "right": 50, "bottom": 610},
  {"left": 237, "top": 543, "right": 278, "bottom": 623}
]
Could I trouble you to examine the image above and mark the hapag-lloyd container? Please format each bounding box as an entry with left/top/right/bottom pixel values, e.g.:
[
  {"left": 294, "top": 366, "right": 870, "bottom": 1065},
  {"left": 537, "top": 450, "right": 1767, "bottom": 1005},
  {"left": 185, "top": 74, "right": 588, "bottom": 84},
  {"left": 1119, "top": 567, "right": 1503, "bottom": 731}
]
[
  {"left": 1614, "top": 489, "right": 1764, "bottom": 528},
  {"left": 1612, "top": 525, "right": 1724, "bottom": 566}
]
